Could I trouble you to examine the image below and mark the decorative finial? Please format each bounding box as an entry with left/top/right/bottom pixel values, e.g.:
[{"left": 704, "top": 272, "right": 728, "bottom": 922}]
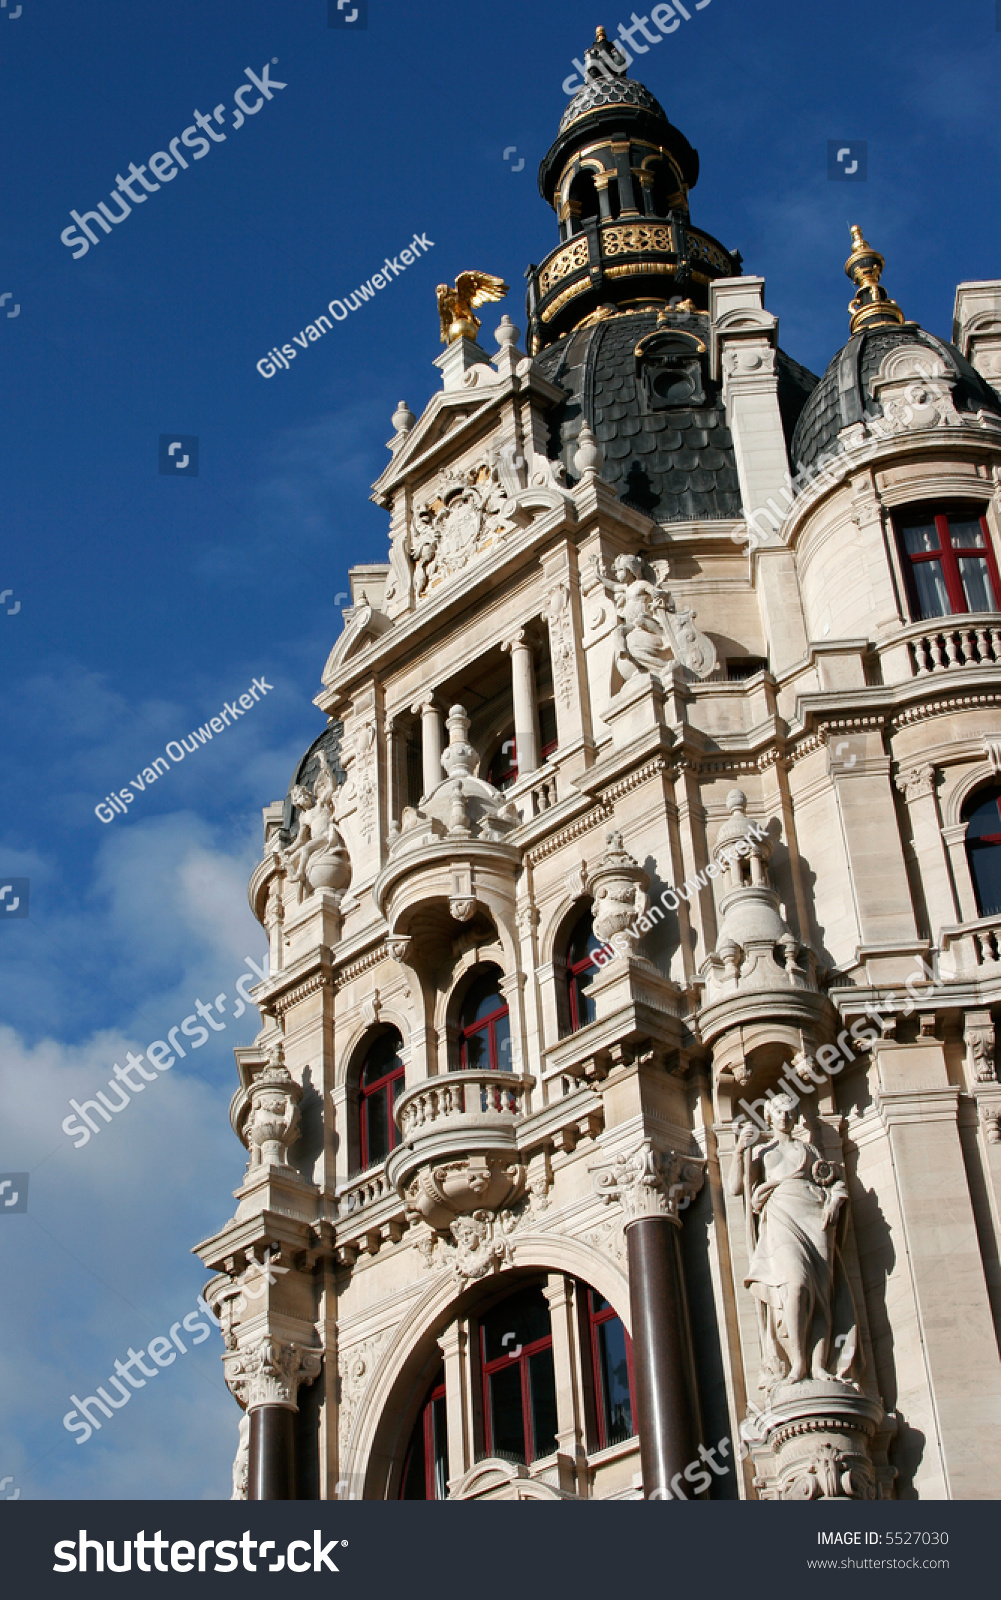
[
  {"left": 574, "top": 421, "right": 604, "bottom": 479},
  {"left": 391, "top": 400, "right": 415, "bottom": 436},
  {"left": 436, "top": 272, "right": 509, "bottom": 345},
  {"left": 844, "top": 225, "right": 905, "bottom": 335},
  {"left": 584, "top": 24, "right": 629, "bottom": 81}
]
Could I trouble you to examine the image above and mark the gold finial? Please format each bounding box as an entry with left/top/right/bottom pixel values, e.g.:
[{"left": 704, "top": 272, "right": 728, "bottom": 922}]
[
  {"left": 435, "top": 272, "right": 509, "bottom": 345},
  {"left": 595, "top": 24, "right": 608, "bottom": 40},
  {"left": 844, "top": 224, "right": 905, "bottom": 335}
]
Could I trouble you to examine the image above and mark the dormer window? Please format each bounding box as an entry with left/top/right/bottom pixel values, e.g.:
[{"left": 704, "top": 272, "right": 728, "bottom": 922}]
[{"left": 895, "top": 508, "right": 999, "bottom": 621}]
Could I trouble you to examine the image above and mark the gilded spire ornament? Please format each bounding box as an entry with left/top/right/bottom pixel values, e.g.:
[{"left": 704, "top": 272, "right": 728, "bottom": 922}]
[
  {"left": 844, "top": 224, "right": 905, "bottom": 335},
  {"left": 435, "top": 272, "right": 509, "bottom": 344}
]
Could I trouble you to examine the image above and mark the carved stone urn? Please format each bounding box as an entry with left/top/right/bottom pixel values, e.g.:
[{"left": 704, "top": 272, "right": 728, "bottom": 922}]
[
  {"left": 589, "top": 829, "right": 650, "bottom": 954},
  {"left": 305, "top": 839, "right": 352, "bottom": 895}
]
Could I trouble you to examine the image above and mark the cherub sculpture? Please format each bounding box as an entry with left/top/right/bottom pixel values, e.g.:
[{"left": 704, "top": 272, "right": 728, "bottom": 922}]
[
  {"left": 436, "top": 271, "right": 509, "bottom": 345},
  {"left": 282, "top": 750, "right": 351, "bottom": 902},
  {"left": 594, "top": 552, "right": 717, "bottom": 681}
]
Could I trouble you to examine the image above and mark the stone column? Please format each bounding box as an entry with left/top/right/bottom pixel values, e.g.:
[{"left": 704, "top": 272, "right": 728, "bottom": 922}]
[
  {"left": 439, "top": 1319, "right": 473, "bottom": 1492},
  {"left": 593, "top": 1140, "right": 705, "bottom": 1499},
  {"left": 502, "top": 630, "right": 539, "bottom": 777},
  {"left": 543, "top": 1274, "right": 587, "bottom": 1495},
  {"left": 225, "top": 1338, "right": 322, "bottom": 1501},
  {"left": 414, "top": 697, "right": 443, "bottom": 799},
  {"left": 895, "top": 764, "right": 959, "bottom": 936}
]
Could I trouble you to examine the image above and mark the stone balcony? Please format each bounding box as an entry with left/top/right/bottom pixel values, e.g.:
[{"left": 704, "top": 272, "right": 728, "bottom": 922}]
[
  {"left": 386, "top": 1070, "right": 535, "bottom": 1232},
  {"left": 876, "top": 613, "right": 1001, "bottom": 685}
]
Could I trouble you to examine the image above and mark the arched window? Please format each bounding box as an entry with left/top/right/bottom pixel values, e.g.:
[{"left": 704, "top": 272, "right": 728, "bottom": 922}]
[
  {"left": 358, "top": 1028, "right": 405, "bottom": 1169},
  {"left": 586, "top": 1290, "right": 635, "bottom": 1448},
  {"left": 480, "top": 1285, "right": 558, "bottom": 1464},
  {"left": 400, "top": 1367, "right": 447, "bottom": 1500},
  {"left": 568, "top": 169, "right": 600, "bottom": 228},
  {"left": 566, "top": 907, "right": 601, "bottom": 1032},
  {"left": 458, "top": 971, "right": 511, "bottom": 1071},
  {"left": 964, "top": 785, "right": 1001, "bottom": 917}
]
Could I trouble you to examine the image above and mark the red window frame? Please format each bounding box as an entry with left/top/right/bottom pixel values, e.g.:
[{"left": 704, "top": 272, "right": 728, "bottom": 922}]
[
  {"left": 399, "top": 1373, "right": 447, "bottom": 1500},
  {"left": 566, "top": 910, "right": 600, "bottom": 1034},
  {"left": 480, "top": 1321, "right": 555, "bottom": 1465},
  {"left": 358, "top": 1036, "right": 405, "bottom": 1170},
  {"left": 459, "top": 991, "right": 510, "bottom": 1072},
  {"left": 587, "top": 1290, "right": 636, "bottom": 1450},
  {"left": 964, "top": 787, "right": 1001, "bottom": 917},
  {"left": 897, "top": 508, "right": 1001, "bottom": 620}
]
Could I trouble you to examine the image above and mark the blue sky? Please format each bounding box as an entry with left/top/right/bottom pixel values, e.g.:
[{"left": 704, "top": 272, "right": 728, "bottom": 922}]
[{"left": 0, "top": 0, "right": 998, "bottom": 1500}]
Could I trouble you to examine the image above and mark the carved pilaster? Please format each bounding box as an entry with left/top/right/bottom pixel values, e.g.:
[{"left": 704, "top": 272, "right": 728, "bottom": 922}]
[{"left": 965, "top": 1010, "right": 997, "bottom": 1084}]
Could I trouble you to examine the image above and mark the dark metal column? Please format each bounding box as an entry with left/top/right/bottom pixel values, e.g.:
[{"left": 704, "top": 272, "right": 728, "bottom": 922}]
[
  {"left": 249, "top": 1405, "right": 296, "bottom": 1500},
  {"left": 595, "top": 1140, "right": 705, "bottom": 1501},
  {"left": 626, "top": 1215, "right": 698, "bottom": 1499}
]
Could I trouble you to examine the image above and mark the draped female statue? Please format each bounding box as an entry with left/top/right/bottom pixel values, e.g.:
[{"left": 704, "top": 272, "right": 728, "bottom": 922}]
[{"left": 728, "top": 1095, "right": 859, "bottom": 1393}]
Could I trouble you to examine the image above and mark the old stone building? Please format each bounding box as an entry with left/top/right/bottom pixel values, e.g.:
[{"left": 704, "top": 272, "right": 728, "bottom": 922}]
[{"left": 196, "top": 27, "right": 1001, "bottom": 1501}]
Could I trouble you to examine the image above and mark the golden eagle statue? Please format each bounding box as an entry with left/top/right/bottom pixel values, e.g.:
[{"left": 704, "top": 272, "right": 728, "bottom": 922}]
[{"left": 436, "top": 271, "right": 509, "bottom": 345}]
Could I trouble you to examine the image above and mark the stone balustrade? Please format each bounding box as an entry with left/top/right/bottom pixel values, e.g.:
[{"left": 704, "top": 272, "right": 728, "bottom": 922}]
[
  {"left": 395, "top": 1070, "right": 531, "bottom": 1142},
  {"left": 337, "top": 1164, "right": 390, "bottom": 1216},
  {"left": 941, "top": 913, "right": 1001, "bottom": 978},
  {"left": 909, "top": 621, "right": 1001, "bottom": 675}
]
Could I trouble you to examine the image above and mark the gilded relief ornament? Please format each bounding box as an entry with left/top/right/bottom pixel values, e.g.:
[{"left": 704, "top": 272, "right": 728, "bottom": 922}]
[{"left": 436, "top": 271, "right": 509, "bottom": 344}]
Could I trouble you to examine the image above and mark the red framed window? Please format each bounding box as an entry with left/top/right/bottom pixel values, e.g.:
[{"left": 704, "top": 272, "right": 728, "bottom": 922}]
[
  {"left": 586, "top": 1289, "right": 636, "bottom": 1449},
  {"left": 458, "top": 972, "right": 512, "bottom": 1072},
  {"left": 896, "top": 508, "right": 1000, "bottom": 621},
  {"left": 358, "top": 1029, "right": 405, "bottom": 1169},
  {"left": 400, "top": 1368, "right": 447, "bottom": 1499},
  {"left": 964, "top": 785, "right": 1001, "bottom": 918},
  {"left": 480, "top": 1285, "right": 558, "bottom": 1465},
  {"left": 486, "top": 705, "right": 559, "bottom": 791},
  {"left": 566, "top": 908, "right": 601, "bottom": 1033}
]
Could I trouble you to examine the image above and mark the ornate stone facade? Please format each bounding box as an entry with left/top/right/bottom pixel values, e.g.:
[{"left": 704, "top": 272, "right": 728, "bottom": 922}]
[{"left": 196, "top": 31, "right": 1001, "bottom": 1502}]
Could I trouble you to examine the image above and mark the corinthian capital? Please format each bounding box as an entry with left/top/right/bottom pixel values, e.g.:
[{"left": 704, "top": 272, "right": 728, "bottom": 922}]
[
  {"left": 224, "top": 1337, "right": 322, "bottom": 1413},
  {"left": 894, "top": 763, "right": 936, "bottom": 803},
  {"left": 591, "top": 1139, "right": 705, "bottom": 1226}
]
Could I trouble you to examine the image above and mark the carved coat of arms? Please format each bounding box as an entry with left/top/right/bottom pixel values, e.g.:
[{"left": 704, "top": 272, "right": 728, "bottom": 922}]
[{"left": 410, "top": 461, "right": 511, "bottom": 599}]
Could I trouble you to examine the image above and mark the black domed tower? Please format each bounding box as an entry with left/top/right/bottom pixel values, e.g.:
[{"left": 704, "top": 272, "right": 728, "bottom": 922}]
[{"left": 526, "top": 25, "right": 741, "bottom": 355}]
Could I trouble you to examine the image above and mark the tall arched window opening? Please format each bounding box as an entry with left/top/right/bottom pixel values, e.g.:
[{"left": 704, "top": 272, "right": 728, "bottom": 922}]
[
  {"left": 964, "top": 785, "right": 1001, "bottom": 917},
  {"left": 566, "top": 907, "right": 601, "bottom": 1032},
  {"left": 358, "top": 1028, "right": 405, "bottom": 1169},
  {"left": 458, "top": 971, "right": 511, "bottom": 1071}
]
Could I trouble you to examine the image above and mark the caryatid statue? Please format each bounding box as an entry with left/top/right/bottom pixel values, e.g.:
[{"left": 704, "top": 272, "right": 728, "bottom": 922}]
[{"left": 728, "top": 1095, "right": 860, "bottom": 1394}]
